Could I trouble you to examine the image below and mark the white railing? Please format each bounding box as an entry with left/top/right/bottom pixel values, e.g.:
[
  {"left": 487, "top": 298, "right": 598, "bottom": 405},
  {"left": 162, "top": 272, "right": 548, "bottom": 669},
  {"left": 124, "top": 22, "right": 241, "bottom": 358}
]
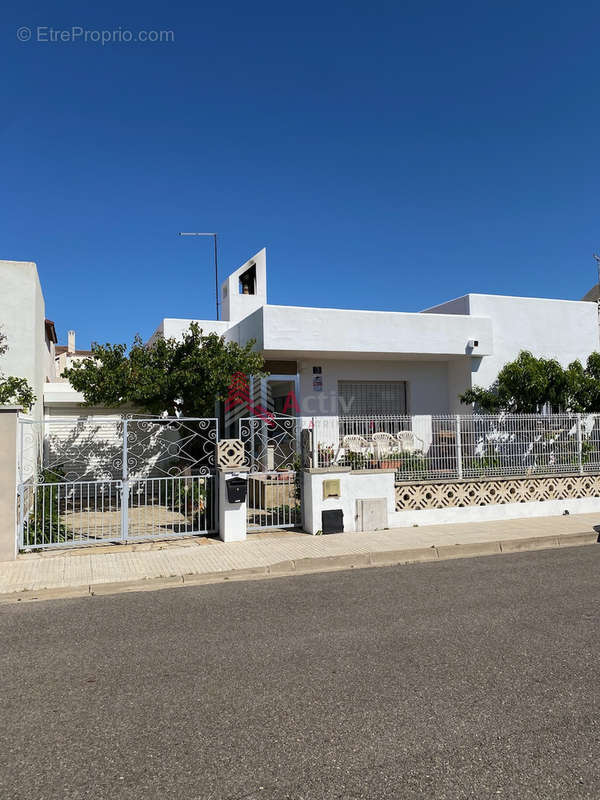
[
  {"left": 18, "top": 475, "right": 218, "bottom": 550},
  {"left": 17, "top": 415, "right": 220, "bottom": 549},
  {"left": 310, "top": 414, "right": 600, "bottom": 482}
]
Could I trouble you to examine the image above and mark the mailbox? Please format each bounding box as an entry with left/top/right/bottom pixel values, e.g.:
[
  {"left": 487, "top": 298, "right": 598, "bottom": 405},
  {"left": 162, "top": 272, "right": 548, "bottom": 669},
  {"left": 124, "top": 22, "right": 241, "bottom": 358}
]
[{"left": 226, "top": 475, "right": 248, "bottom": 504}]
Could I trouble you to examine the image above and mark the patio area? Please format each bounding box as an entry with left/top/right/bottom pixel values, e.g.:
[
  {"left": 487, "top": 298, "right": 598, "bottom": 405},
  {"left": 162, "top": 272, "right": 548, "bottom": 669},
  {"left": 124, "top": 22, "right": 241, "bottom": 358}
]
[{"left": 309, "top": 413, "right": 600, "bottom": 482}]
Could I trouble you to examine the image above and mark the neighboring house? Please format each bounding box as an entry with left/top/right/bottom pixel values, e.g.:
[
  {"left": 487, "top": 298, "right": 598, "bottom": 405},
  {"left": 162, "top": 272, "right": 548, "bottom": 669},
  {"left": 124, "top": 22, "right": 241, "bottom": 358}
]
[
  {"left": 54, "top": 330, "right": 94, "bottom": 381},
  {"left": 582, "top": 282, "right": 600, "bottom": 306},
  {"left": 150, "top": 249, "right": 600, "bottom": 431},
  {"left": 0, "top": 260, "right": 108, "bottom": 422},
  {"left": 45, "top": 329, "right": 107, "bottom": 420},
  {"left": 0, "top": 260, "right": 58, "bottom": 419}
]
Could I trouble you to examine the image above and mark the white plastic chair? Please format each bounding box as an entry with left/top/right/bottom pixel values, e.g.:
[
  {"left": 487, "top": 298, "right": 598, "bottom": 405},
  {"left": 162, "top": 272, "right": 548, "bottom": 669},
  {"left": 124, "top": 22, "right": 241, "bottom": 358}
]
[
  {"left": 396, "top": 431, "right": 424, "bottom": 453},
  {"left": 372, "top": 432, "right": 398, "bottom": 458},
  {"left": 342, "top": 435, "right": 370, "bottom": 455}
]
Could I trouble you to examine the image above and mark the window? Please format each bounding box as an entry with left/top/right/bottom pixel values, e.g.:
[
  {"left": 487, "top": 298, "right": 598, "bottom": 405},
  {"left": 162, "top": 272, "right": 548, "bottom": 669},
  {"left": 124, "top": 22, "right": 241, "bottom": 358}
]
[
  {"left": 238, "top": 264, "right": 256, "bottom": 295},
  {"left": 337, "top": 381, "right": 407, "bottom": 416}
]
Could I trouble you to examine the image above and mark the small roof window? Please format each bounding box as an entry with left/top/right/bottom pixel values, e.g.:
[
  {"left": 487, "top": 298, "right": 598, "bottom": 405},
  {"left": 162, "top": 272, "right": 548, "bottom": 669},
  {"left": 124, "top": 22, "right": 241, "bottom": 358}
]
[{"left": 239, "top": 263, "right": 256, "bottom": 295}]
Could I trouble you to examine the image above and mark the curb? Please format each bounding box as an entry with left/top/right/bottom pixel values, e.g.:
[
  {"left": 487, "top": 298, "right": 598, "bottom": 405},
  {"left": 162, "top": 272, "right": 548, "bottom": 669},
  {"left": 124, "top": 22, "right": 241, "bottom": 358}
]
[{"left": 0, "top": 530, "right": 597, "bottom": 604}]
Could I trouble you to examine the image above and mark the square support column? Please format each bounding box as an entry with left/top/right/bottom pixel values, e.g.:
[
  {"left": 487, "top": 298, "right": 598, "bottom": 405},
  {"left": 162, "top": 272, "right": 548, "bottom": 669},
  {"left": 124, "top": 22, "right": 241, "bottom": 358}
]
[
  {"left": 0, "top": 407, "right": 20, "bottom": 562},
  {"left": 218, "top": 467, "right": 249, "bottom": 542}
]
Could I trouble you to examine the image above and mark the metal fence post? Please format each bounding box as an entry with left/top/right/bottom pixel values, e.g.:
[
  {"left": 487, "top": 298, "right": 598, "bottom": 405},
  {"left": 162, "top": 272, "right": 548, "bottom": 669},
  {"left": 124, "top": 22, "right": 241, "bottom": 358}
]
[
  {"left": 16, "top": 415, "right": 24, "bottom": 551},
  {"left": 455, "top": 415, "right": 463, "bottom": 479},
  {"left": 18, "top": 417, "right": 24, "bottom": 485},
  {"left": 17, "top": 481, "right": 24, "bottom": 551},
  {"left": 311, "top": 417, "right": 317, "bottom": 467},
  {"left": 121, "top": 418, "right": 129, "bottom": 541},
  {"left": 576, "top": 413, "right": 583, "bottom": 474}
]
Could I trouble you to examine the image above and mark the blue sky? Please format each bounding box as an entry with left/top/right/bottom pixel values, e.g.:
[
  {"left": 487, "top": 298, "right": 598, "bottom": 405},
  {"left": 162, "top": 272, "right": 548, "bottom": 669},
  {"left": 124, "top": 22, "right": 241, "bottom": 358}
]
[{"left": 3, "top": 1, "right": 599, "bottom": 348}]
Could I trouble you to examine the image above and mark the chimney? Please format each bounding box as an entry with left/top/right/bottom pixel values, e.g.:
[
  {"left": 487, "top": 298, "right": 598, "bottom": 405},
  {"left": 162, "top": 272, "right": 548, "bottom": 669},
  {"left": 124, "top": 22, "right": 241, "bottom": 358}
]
[{"left": 67, "top": 330, "right": 76, "bottom": 354}]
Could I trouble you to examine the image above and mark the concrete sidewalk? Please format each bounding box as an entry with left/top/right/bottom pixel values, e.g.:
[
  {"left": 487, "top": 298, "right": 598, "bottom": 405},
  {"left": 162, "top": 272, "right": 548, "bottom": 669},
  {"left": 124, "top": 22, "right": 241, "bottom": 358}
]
[{"left": 1, "top": 513, "right": 598, "bottom": 601}]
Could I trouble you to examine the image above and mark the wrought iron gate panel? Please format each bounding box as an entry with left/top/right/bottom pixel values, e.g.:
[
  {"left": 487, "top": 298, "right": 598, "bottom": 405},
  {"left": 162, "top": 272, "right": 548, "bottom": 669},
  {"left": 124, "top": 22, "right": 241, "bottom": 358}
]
[
  {"left": 126, "top": 417, "right": 218, "bottom": 478},
  {"left": 126, "top": 475, "right": 217, "bottom": 540},
  {"left": 238, "top": 415, "right": 299, "bottom": 471},
  {"left": 17, "top": 416, "right": 219, "bottom": 550},
  {"left": 245, "top": 471, "right": 301, "bottom": 530},
  {"left": 19, "top": 479, "right": 122, "bottom": 550},
  {"left": 239, "top": 415, "right": 302, "bottom": 529}
]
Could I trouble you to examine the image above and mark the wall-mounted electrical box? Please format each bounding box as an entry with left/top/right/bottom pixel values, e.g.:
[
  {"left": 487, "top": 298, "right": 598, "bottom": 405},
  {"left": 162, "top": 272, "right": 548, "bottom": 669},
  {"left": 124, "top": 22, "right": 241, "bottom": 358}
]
[
  {"left": 323, "top": 479, "right": 341, "bottom": 499},
  {"left": 322, "top": 509, "right": 343, "bottom": 534}
]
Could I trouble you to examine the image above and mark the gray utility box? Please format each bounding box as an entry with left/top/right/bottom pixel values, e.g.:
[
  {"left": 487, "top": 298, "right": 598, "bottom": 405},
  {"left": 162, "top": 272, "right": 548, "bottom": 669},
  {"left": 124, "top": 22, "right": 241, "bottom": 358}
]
[
  {"left": 356, "top": 498, "right": 388, "bottom": 532},
  {"left": 321, "top": 509, "right": 344, "bottom": 534}
]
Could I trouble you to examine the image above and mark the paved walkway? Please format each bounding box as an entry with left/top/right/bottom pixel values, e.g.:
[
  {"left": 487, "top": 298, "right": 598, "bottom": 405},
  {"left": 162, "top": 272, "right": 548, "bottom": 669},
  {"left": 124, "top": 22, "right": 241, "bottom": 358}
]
[{"left": 1, "top": 513, "right": 598, "bottom": 599}]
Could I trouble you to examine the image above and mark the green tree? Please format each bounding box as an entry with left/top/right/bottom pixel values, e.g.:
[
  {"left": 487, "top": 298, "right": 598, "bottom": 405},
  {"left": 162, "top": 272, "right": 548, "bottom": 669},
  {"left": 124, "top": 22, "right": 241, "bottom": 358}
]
[
  {"left": 460, "top": 350, "right": 600, "bottom": 413},
  {"left": 63, "top": 323, "right": 267, "bottom": 417},
  {"left": 564, "top": 353, "right": 600, "bottom": 412},
  {"left": 0, "top": 328, "right": 35, "bottom": 411}
]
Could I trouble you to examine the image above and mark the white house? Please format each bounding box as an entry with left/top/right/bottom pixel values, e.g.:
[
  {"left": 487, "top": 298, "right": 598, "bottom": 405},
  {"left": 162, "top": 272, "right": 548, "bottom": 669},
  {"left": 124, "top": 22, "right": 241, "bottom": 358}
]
[
  {"left": 2, "top": 253, "right": 598, "bottom": 424},
  {"left": 149, "top": 248, "right": 600, "bottom": 428},
  {"left": 4, "top": 254, "right": 600, "bottom": 541},
  {"left": 0, "top": 260, "right": 117, "bottom": 423},
  {"left": 0, "top": 260, "right": 57, "bottom": 420}
]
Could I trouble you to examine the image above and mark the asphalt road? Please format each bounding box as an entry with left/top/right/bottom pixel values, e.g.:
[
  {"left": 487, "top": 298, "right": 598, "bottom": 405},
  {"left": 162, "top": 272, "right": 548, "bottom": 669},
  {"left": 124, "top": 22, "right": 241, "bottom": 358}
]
[{"left": 1, "top": 547, "right": 600, "bottom": 800}]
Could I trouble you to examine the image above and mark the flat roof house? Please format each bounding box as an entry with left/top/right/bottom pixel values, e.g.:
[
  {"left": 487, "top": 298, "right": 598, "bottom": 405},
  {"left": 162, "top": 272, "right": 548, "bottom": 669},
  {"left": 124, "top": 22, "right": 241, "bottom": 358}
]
[
  {"left": 0, "top": 260, "right": 58, "bottom": 420},
  {"left": 5, "top": 253, "right": 600, "bottom": 543},
  {"left": 148, "top": 249, "right": 600, "bottom": 428},
  {"left": 3, "top": 254, "right": 598, "bottom": 424}
]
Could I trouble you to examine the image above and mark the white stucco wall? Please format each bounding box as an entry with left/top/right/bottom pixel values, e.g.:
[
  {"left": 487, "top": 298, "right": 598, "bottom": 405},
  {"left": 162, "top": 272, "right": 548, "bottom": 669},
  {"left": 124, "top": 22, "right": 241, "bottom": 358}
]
[
  {"left": 0, "top": 260, "right": 48, "bottom": 420},
  {"left": 467, "top": 294, "right": 599, "bottom": 389},
  {"left": 44, "top": 336, "right": 56, "bottom": 384},
  {"left": 226, "top": 307, "right": 264, "bottom": 350},
  {"left": 221, "top": 248, "right": 267, "bottom": 323},
  {"left": 152, "top": 318, "right": 230, "bottom": 344},
  {"left": 425, "top": 293, "right": 600, "bottom": 397},
  {"left": 44, "top": 382, "right": 86, "bottom": 407},
  {"left": 296, "top": 357, "right": 453, "bottom": 416},
  {"left": 262, "top": 305, "right": 492, "bottom": 358},
  {"left": 303, "top": 469, "right": 396, "bottom": 534},
  {"left": 43, "top": 383, "right": 142, "bottom": 422},
  {"left": 447, "top": 359, "right": 474, "bottom": 414}
]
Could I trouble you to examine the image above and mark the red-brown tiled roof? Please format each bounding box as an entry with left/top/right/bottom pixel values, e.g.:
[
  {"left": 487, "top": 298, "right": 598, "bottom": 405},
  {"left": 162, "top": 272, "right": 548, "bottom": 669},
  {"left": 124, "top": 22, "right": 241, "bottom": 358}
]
[
  {"left": 55, "top": 346, "right": 94, "bottom": 356},
  {"left": 44, "top": 319, "right": 58, "bottom": 344}
]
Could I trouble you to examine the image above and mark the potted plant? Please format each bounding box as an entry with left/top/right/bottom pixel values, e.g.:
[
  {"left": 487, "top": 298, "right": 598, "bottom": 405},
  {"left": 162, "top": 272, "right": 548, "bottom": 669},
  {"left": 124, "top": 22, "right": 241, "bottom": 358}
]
[
  {"left": 347, "top": 450, "right": 366, "bottom": 470},
  {"left": 318, "top": 444, "right": 335, "bottom": 468},
  {"left": 396, "top": 452, "right": 427, "bottom": 478},
  {"left": 379, "top": 452, "right": 403, "bottom": 470}
]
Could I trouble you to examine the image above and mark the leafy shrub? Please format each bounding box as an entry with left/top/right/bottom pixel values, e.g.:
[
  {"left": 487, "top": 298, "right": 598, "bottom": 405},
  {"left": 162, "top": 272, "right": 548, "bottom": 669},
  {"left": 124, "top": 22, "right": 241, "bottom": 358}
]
[{"left": 22, "top": 467, "right": 69, "bottom": 547}]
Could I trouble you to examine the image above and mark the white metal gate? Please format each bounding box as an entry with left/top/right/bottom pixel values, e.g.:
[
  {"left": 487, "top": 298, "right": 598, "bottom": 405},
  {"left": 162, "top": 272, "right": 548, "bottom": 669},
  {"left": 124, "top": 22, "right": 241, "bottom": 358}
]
[
  {"left": 17, "top": 416, "right": 218, "bottom": 550},
  {"left": 239, "top": 415, "right": 302, "bottom": 530}
]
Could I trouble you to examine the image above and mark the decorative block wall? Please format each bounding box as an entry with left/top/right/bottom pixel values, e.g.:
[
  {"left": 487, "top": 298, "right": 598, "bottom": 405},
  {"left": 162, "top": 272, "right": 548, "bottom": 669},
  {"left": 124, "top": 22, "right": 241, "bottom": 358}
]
[
  {"left": 217, "top": 439, "right": 246, "bottom": 469},
  {"left": 395, "top": 474, "right": 600, "bottom": 512}
]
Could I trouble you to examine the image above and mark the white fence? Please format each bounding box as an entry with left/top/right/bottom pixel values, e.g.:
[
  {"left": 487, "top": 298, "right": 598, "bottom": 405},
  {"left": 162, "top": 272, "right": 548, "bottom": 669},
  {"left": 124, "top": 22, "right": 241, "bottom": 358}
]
[
  {"left": 310, "top": 414, "right": 600, "bottom": 482},
  {"left": 18, "top": 416, "right": 219, "bottom": 549}
]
